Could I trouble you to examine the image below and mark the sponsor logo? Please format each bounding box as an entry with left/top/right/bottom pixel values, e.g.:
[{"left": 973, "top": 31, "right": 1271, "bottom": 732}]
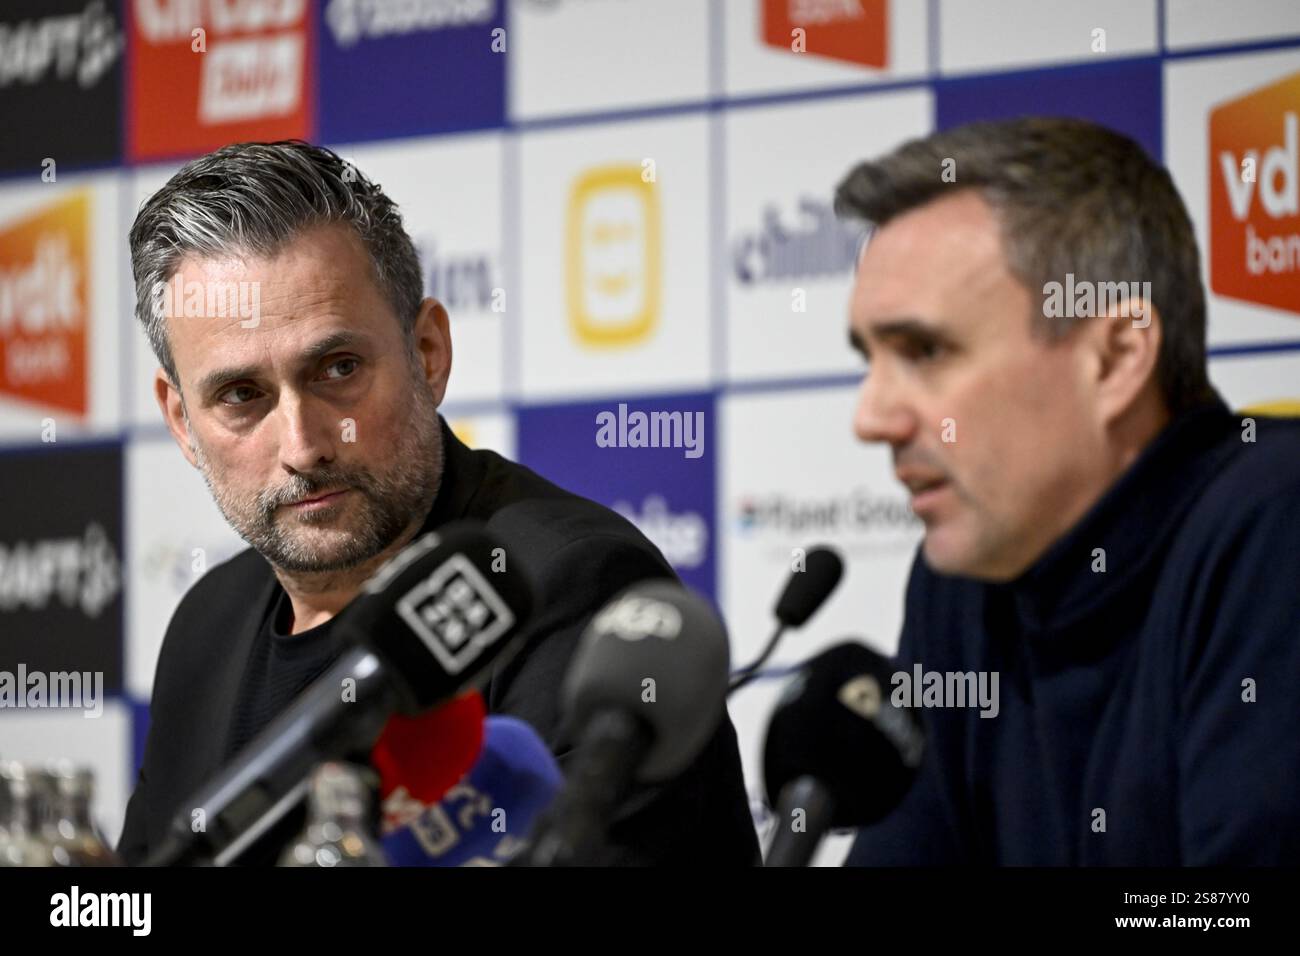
[
  {"left": 324, "top": 0, "right": 495, "bottom": 46},
  {"left": 0, "top": 1, "right": 123, "bottom": 89},
  {"left": 0, "top": 523, "right": 120, "bottom": 618},
  {"left": 838, "top": 674, "right": 924, "bottom": 764},
  {"left": 141, "top": 539, "right": 242, "bottom": 592},
  {"left": 736, "top": 490, "right": 919, "bottom": 536},
  {"left": 129, "top": 0, "right": 311, "bottom": 160},
  {"left": 566, "top": 164, "right": 660, "bottom": 348},
  {"left": 761, "top": 0, "right": 888, "bottom": 70},
  {"left": 612, "top": 495, "right": 708, "bottom": 570},
  {"left": 396, "top": 554, "right": 514, "bottom": 673},
  {"left": 414, "top": 236, "right": 499, "bottom": 313},
  {"left": 591, "top": 593, "right": 682, "bottom": 642},
  {"left": 0, "top": 193, "right": 89, "bottom": 415},
  {"left": 1209, "top": 70, "right": 1300, "bottom": 315},
  {"left": 732, "top": 197, "right": 863, "bottom": 285}
]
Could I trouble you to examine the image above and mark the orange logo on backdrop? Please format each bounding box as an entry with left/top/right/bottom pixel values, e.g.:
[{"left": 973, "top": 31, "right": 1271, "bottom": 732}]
[
  {"left": 761, "top": 0, "right": 888, "bottom": 69},
  {"left": 128, "top": 0, "right": 312, "bottom": 162},
  {"left": 0, "top": 193, "right": 90, "bottom": 416},
  {"left": 1209, "top": 70, "right": 1300, "bottom": 316}
]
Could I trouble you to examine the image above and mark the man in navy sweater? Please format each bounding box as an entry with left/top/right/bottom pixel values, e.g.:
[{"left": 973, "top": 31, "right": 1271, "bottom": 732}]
[{"left": 837, "top": 117, "right": 1300, "bottom": 864}]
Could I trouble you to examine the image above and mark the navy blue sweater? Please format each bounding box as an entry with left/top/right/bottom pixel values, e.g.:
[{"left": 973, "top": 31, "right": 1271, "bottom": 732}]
[{"left": 847, "top": 395, "right": 1300, "bottom": 865}]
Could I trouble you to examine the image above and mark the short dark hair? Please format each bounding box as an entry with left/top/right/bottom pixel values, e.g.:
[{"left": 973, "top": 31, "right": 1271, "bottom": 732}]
[
  {"left": 834, "top": 116, "right": 1214, "bottom": 415},
  {"left": 129, "top": 140, "right": 424, "bottom": 389}
]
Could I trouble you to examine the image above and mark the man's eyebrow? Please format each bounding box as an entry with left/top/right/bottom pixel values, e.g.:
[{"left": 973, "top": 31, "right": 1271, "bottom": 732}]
[
  {"left": 871, "top": 318, "right": 943, "bottom": 338},
  {"left": 194, "top": 329, "right": 368, "bottom": 397},
  {"left": 859, "top": 318, "right": 948, "bottom": 344}
]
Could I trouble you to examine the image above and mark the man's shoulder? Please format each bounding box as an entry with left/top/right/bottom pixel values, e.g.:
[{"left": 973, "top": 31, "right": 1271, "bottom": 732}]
[
  {"left": 1179, "top": 413, "right": 1300, "bottom": 541},
  {"left": 153, "top": 546, "right": 271, "bottom": 674}
]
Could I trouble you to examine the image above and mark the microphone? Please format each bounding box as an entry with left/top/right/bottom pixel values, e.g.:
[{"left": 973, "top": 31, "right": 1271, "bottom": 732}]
[
  {"left": 372, "top": 689, "right": 486, "bottom": 810},
  {"left": 381, "top": 716, "right": 563, "bottom": 866},
  {"left": 730, "top": 545, "right": 843, "bottom": 694},
  {"left": 145, "top": 521, "right": 535, "bottom": 866},
  {"left": 762, "top": 642, "right": 924, "bottom": 867},
  {"left": 520, "top": 580, "right": 731, "bottom": 866}
]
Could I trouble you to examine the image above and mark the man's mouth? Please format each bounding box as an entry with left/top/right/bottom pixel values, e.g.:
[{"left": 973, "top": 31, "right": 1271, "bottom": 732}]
[
  {"left": 896, "top": 471, "right": 950, "bottom": 512},
  {"left": 286, "top": 488, "right": 351, "bottom": 509}
]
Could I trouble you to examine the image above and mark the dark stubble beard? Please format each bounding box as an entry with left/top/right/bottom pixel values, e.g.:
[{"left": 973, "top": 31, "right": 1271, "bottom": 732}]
[{"left": 189, "top": 369, "right": 445, "bottom": 574}]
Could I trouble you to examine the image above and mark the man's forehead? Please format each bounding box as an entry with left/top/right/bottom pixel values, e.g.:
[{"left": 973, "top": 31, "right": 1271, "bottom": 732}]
[
  {"left": 851, "top": 200, "right": 1010, "bottom": 324},
  {"left": 162, "top": 235, "right": 391, "bottom": 388}
]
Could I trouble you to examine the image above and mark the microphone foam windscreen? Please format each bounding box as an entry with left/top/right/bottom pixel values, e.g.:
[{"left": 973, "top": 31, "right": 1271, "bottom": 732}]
[
  {"left": 763, "top": 641, "right": 924, "bottom": 828},
  {"left": 371, "top": 689, "right": 486, "bottom": 806},
  {"left": 381, "top": 716, "right": 563, "bottom": 866},
  {"left": 562, "top": 580, "right": 730, "bottom": 782},
  {"left": 773, "top": 546, "right": 844, "bottom": 628}
]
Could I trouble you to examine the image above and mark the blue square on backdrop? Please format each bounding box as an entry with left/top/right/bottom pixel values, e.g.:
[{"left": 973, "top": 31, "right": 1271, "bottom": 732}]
[
  {"left": 936, "top": 57, "right": 1163, "bottom": 161},
  {"left": 317, "top": 0, "right": 506, "bottom": 143},
  {"left": 517, "top": 394, "right": 717, "bottom": 601}
]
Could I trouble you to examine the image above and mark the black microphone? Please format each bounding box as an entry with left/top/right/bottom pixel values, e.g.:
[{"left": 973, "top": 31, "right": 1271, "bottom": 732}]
[
  {"left": 145, "top": 521, "right": 535, "bottom": 866},
  {"left": 521, "top": 580, "right": 730, "bottom": 866},
  {"left": 729, "top": 545, "right": 843, "bottom": 694},
  {"left": 762, "top": 641, "right": 924, "bottom": 867}
]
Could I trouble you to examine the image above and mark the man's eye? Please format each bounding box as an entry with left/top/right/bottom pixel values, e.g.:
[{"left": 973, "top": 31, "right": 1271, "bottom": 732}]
[
  {"left": 903, "top": 340, "right": 942, "bottom": 361},
  {"left": 322, "top": 357, "right": 360, "bottom": 380},
  {"left": 219, "top": 384, "right": 260, "bottom": 406}
]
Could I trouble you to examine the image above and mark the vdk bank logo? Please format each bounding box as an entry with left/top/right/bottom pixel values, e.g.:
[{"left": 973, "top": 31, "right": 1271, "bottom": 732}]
[
  {"left": 0, "top": 192, "right": 88, "bottom": 415},
  {"left": 565, "top": 164, "right": 661, "bottom": 348},
  {"left": 761, "top": 0, "right": 888, "bottom": 70},
  {"left": 1209, "top": 70, "right": 1300, "bottom": 316}
]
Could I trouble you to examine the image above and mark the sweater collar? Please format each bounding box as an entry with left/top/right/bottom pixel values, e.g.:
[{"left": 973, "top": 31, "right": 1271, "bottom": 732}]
[{"left": 1001, "top": 393, "right": 1237, "bottom": 633}]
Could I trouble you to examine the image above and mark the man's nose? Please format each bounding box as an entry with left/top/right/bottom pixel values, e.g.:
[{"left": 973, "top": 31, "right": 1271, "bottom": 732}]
[
  {"left": 853, "top": 368, "right": 916, "bottom": 447},
  {"left": 275, "top": 391, "right": 337, "bottom": 474}
]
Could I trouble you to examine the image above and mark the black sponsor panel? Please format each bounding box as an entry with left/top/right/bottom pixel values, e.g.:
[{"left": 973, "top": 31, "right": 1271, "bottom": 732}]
[
  {"left": 0, "top": 442, "right": 123, "bottom": 693},
  {"left": 0, "top": 0, "right": 124, "bottom": 176}
]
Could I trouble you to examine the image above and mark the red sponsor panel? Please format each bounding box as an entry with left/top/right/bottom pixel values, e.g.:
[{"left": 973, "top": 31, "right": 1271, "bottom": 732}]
[
  {"left": 128, "top": 0, "right": 314, "bottom": 162},
  {"left": 0, "top": 193, "right": 90, "bottom": 417},
  {"left": 1209, "top": 70, "right": 1300, "bottom": 316},
  {"left": 761, "top": 0, "right": 888, "bottom": 70}
]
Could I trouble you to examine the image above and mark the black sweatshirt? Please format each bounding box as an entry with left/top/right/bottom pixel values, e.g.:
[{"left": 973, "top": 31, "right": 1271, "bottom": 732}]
[
  {"left": 119, "top": 418, "right": 760, "bottom": 866},
  {"left": 848, "top": 395, "right": 1300, "bottom": 865}
]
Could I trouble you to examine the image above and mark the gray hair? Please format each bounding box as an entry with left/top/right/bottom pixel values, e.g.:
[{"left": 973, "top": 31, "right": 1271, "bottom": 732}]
[
  {"left": 129, "top": 140, "right": 424, "bottom": 391},
  {"left": 834, "top": 116, "right": 1214, "bottom": 415}
]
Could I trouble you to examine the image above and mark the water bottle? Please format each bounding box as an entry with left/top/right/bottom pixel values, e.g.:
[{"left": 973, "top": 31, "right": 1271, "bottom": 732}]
[
  {"left": 42, "top": 762, "right": 120, "bottom": 867},
  {"left": 0, "top": 761, "right": 54, "bottom": 866},
  {"left": 278, "top": 762, "right": 387, "bottom": 867}
]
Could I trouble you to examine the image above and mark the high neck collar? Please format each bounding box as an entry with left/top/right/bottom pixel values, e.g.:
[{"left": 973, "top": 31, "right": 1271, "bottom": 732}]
[{"left": 1000, "top": 393, "right": 1238, "bottom": 634}]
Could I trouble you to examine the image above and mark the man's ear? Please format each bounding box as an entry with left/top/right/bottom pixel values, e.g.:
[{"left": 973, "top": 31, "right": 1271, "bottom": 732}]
[
  {"left": 1087, "top": 296, "right": 1164, "bottom": 428},
  {"left": 155, "top": 367, "right": 198, "bottom": 468},
  {"left": 411, "top": 297, "right": 453, "bottom": 407}
]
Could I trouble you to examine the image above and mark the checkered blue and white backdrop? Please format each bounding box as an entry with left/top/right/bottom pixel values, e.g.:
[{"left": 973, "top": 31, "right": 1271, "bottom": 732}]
[{"left": 1, "top": 0, "right": 1298, "bottom": 863}]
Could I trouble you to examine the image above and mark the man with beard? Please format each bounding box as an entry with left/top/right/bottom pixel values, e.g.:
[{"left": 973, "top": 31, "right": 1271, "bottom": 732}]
[{"left": 117, "top": 141, "right": 758, "bottom": 866}]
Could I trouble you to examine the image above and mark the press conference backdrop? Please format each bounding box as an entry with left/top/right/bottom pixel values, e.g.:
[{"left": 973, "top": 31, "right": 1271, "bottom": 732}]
[{"left": 1, "top": 1, "right": 1299, "bottom": 865}]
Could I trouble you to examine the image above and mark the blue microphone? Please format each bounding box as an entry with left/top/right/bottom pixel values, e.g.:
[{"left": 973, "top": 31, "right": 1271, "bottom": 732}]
[{"left": 381, "top": 716, "right": 563, "bottom": 866}]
